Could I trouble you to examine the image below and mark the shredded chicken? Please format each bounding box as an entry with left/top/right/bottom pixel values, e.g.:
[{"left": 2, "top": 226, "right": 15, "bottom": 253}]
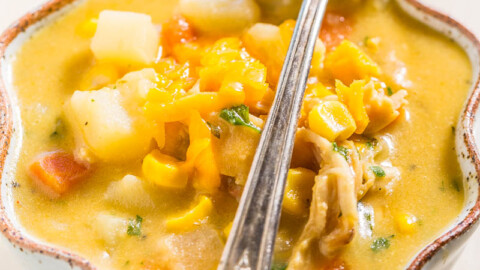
[
  {"left": 363, "top": 80, "right": 408, "bottom": 134},
  {"left": 288, "top": 129, "right": 402, "bottom": 269},
  {"left": 289, "top": 129, "right": 357, "bottom": 269}
]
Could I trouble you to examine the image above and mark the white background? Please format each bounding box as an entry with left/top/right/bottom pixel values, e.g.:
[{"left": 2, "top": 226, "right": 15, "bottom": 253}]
[{"left": 0, "top": 0, "right": 479, "bottom": 269}]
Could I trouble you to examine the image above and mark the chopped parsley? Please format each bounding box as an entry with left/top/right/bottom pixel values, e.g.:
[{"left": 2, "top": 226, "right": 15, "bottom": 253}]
[
  {"left": 219, "top": 105, "right": 261, "bottom": 133},
  {"left": 366, "top": 138, "right": 378, "bottom": 149},
  {"left": 206, "top": 122, "right": 221, "bottom": 138},
  {"left": 332, "top": 142, "right": 349, "bottom": 161},
  {"left": 386, "top": 86, "right": 393, "bottom": 96},
  {"left": 370, "top": 166, "right": 386, "bottom": 178},
  {"left": 364, "top": 212, "right": 373, "bottom": 230},
  {"left": 127, "top": 215, "right": 143, "bottom": 236},
  {"left": 50, "top": 118, "right": 66, "bottom": 139},
  {"left": 363, "top": 36, "right": 370, "bottom": 45},
  {"left": 451, "top": 126, "right": 456, "bottom": 135},
  {"left": 371, "top": 235, "right": 394, "bottom": 252},
  {"left": 451, "top": 178, "right": 461, "bottom": 192}
]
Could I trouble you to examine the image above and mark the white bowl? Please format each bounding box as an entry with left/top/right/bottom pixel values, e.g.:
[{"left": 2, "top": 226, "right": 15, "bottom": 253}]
[{"left": 0, "top": 0, "right": 479, "bottom": 269}]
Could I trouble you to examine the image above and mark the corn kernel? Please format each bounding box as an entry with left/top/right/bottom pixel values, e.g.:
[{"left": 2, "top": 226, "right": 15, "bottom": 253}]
[
  {"left": 153, "top": 122, "right": 166, "bottom": 149},
  {"left": 166, "top": 195, "right": 213, "bottom": 232},
  {"left": 189, "top": 111, "right": 211, "bottom": 141},
  {"left": 193, "top": 145, "right": 221, "bottom": 193},
  {"left": 142, "top": 150, "right": 188, "bottom": 188},
  {"left": 199, "top": 37, "right": 269, "bottom": 107},
  {"left": 76, "top": 18, "right": 98, "bottom": 38},
  {"left": 394, "top": 212, "right": 418, "bottom": 234},
  {"left": 172, "top": 42, "right": 204, "bottom": 66},
  {"left": 146, "top": 87, "right": 175, "bottom": 103},
  {"left": 283, "top": 168, "right": 316, "bottom": 216},
  {"left": 365, "top": 36, "right": 381, "bottom": 52},
  {"left": 307, "top": 82, "right": 334, "bottom": 99},
  {"left": 308, "top": 101, "right": 356, "bottom": 141},
  {"left": 219, "top": 81, "right": 246, "bottom": 109},
  {"left": 185, "top": 138, "right": 211, "bottom": 169},
  {"left": 145, "top": 92, "right": 219, "bottom": 122},
  {"left": 79, "top": 62, "right": 120, "bottom": 90},
  {"left": 335, "top": 80, "right": 370, "bottom": 134},
  {"left": 325, "top": 40, "right": 380, "bottom": 84}
]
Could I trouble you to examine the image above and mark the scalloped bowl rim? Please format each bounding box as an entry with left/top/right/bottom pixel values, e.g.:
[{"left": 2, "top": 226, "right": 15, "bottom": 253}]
[{"left": 0, "top": 0, "right": 479, "bottom": 269}]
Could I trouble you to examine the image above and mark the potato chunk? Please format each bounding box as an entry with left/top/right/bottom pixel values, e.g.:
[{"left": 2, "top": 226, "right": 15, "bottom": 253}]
[
  {"left": 158, "top": 225, "right": 224, "bottom": 270},
  {"left": 65, "top": 89, "right": 151, "bottom": 162},
  {"left": 94, "top": 213, "right": 127, "bottom": 247},
  {"left": 91, "top": 11, "right": 159, "bottom": 65},
  {"left": 104, "top": 175, "right": 155, "bottom": 211},
  {"left": 208, "top": 114, "right": 261, "bottom": 185},
  {"left": 179, "top": 0, "right": 260, "bottom": 35}
]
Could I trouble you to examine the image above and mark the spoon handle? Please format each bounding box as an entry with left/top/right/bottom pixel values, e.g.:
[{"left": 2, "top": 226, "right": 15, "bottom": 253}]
[{"left": 217, "top": 0, "right": 329, "bottom": 269}]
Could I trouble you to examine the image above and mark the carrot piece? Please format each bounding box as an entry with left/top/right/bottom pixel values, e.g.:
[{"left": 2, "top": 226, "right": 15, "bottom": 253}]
[
  {"left": 320, "top": 11, "right": 353, "bottom": 50},
  {"left": 28, "top": 151, "right": 90, "bottom": 197},
  {"left": 162, "top": 15, "right": 196, "bottom": 53}
]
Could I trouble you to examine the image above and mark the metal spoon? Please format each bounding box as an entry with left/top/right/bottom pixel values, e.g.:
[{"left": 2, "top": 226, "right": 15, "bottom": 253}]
[{"left": 217, "top": 0, "right": 329, "bottom": 269}]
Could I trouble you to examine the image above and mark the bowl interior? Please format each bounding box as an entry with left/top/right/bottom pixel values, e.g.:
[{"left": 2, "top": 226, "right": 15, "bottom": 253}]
[{"left": 0, "top": 1, "right": 479, "bottom": 269}]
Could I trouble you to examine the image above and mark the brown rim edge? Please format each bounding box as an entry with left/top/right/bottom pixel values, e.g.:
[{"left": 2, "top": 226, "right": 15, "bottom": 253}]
[
  {"left": 0, "top": 0, "right": 479, "bottom": 270},
  {"left": 401, "top": 0, "right": 480, "bottom": 269},
  {"left": 0, "top": 1, "right": 95, "bottom": 269}
]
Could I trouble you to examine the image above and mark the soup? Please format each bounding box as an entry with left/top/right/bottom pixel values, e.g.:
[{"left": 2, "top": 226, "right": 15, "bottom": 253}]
[{"left": 10, "top": 0, "right": 469, "bottom": 269}]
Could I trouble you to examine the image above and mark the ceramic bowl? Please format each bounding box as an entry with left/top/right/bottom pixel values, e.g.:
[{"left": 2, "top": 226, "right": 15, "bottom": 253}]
[{"left": 0, "top": 0, "right": 479, "bottom": 269}]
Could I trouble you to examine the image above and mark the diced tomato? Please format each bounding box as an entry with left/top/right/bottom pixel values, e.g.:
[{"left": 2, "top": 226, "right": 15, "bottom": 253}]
[
  {"left": 320, "top": 11, "right": 353, "bottom": 50},
  {"left": 28, "top": 151, "right": 90, "bottom": 198},
  {"left": 162, "top": 15, "right": 196, "bottom": 54}
]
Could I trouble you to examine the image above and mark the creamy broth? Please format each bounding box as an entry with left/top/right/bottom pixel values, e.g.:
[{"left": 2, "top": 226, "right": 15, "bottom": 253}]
[
  {"left": 337, "top": 2, "right": 468, "bottom": 269},
  {"left": 11, "top": 0, "right": 468, "bottom": 269}
]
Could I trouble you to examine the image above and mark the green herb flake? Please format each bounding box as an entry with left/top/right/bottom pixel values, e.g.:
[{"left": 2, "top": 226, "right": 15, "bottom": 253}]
[
  {"left": 91, "top": 99, "right": 95, "bottom": 102},
  {"left": 332, "top": 142, "right": 350, "bottom": 161},
  {"left": 363, "top": 36, "right": 370, "bottom": 45},
  {"left": 451, "top": 179, "right": 461, "bottom": 192},
  {"left": 219, "top": 105, "right": 261, "bottom": 133},
  {"left": 50, "top": 118, "right": 66, "bottom": 139},
  {"left": 440, "top": 179, "right": 445, "bottom": 192},
  {"left": 364, "top": 212, "right": 373, "bottom": 230},
  {"left": 366, "top": 138, "right": 378, "bottom": 149},
  {"left": 386, "top": 86, "right": 393, "bottom": 96},
  {"left": 370, "top": 235, "right": 394, "bottom": 252},
  {"left": 271, "top": 263, "right": 288, "bottom": 270},
  {"left": 127, "top": 215, "right": 143, "bottom": 236},
  {"left": 206, "top": 122, "right": 221, "bottom": 139},
  {"left": 451, "top": 126, "right": 455, "bottom": 135},
  {"left": 371, "top": 166, "right": 386, "bottom": 178}
]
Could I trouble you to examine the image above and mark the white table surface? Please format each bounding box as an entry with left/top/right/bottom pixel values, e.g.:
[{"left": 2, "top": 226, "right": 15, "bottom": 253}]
[{"left": 0, "top": 0, "right": 479, "bottom": 269}]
